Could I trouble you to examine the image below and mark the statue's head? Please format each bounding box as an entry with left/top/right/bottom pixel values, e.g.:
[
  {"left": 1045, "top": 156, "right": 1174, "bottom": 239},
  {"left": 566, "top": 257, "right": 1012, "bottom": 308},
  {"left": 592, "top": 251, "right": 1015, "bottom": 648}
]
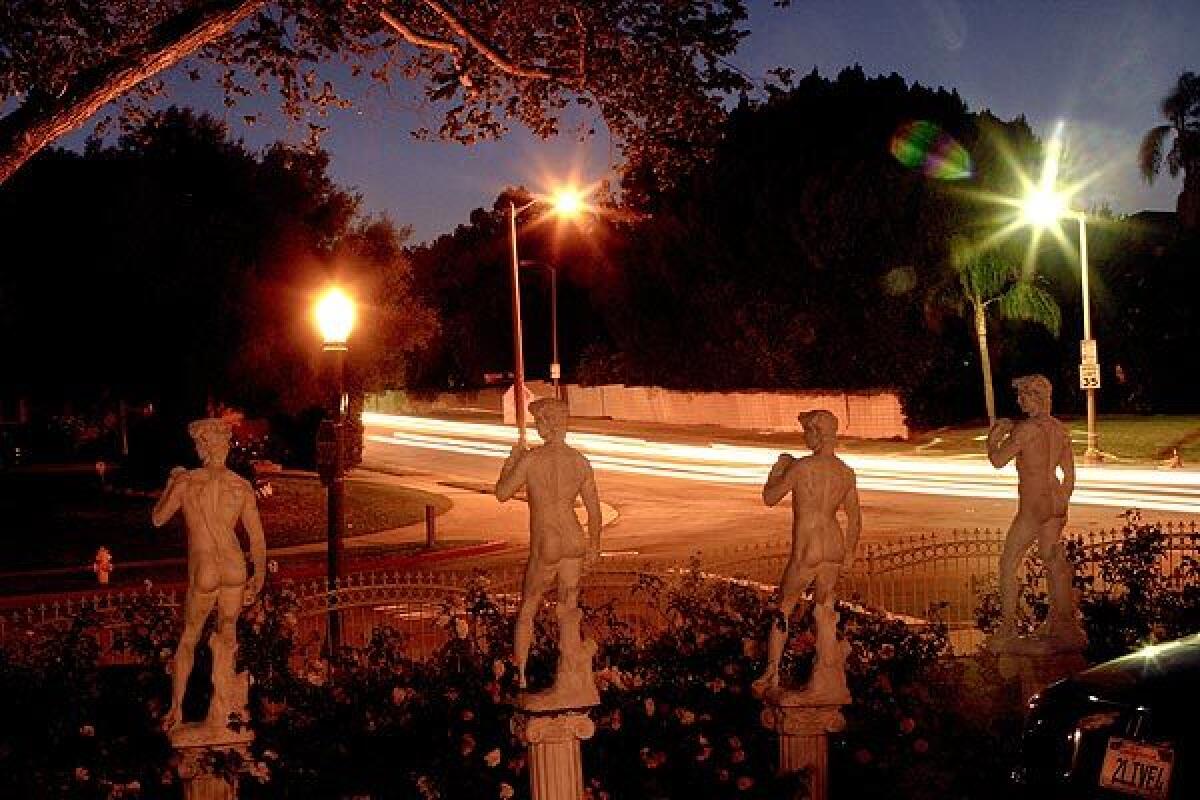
[
  {"left": 1013, "top": 374, "right": 1052, "bottom": 416},
  {"left": 529, "top": 397, "right": 569, "bottom": 443},
  {"left": 188, "top": 418, "right": 232, "bottom": 466},
  {"left": 799, "top": 409, "right": 838, "bottom": 452}
]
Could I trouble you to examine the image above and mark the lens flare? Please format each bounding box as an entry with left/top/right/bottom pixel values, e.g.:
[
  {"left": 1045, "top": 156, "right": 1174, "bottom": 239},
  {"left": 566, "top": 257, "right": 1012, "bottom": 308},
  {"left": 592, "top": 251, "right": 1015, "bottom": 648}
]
[{"left": 890, "top": 120, "right": 973, "bottom": 180}]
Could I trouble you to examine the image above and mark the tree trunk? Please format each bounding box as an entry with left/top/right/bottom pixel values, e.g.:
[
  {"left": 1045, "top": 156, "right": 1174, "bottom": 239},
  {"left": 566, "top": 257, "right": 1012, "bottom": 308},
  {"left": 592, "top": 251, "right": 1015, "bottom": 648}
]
[
  {"left": 1178, "top": 163, "right": 1200, "bottom": 230},
  {"left": 974, "top": 302, "right": 996, "bottom": 425},
  {"left": 0, "top": 0, "right": 267, "bottom": 185}
]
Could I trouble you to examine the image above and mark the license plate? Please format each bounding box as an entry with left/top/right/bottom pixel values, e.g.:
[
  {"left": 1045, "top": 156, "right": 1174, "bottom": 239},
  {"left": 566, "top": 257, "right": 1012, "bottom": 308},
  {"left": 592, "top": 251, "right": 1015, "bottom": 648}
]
[{"left": 1099, "top": 737, "right": 1174, "bottom": 799}]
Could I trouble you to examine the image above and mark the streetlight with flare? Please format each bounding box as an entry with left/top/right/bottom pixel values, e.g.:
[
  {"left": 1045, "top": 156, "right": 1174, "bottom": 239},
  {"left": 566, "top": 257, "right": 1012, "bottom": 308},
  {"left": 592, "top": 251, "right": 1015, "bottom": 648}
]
[
  {"left": 315, "top": 287, "right": 356, "bottom": 350},
  {"left": 507, "top": 183, "right": 591, "bottom": 442},
  {"left": 1017, "top": 128, "right": 1102, "bottom": 462}
]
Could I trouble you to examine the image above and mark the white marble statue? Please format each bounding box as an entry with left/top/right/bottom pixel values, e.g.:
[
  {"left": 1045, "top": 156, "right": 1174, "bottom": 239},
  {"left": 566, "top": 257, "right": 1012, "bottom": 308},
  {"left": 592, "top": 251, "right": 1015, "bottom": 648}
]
[
  {"left": 986, "top": 375, "right": 1085, "bottom": 652},
  {"left": 152, "top": 418, "right": 267, "bottom": 736},
  {"left": 496, "top": 398, "right": 602, "bottom": 704},
  {"left": 754, "top": 410, "right": 861, "bottom": 704}
]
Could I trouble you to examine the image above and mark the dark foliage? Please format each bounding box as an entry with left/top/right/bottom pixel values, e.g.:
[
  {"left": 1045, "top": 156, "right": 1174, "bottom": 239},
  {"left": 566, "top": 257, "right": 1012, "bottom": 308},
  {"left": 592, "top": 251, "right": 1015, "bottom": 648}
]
[{"left": 0, "top": 107, "right": 433, "bottom": 467}]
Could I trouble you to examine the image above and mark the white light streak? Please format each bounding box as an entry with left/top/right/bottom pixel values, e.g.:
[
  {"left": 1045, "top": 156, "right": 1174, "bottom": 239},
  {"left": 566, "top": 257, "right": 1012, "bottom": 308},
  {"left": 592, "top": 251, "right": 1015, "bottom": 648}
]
[{"left": 362, "top": 414, "right": 1200, "bottom": 513}]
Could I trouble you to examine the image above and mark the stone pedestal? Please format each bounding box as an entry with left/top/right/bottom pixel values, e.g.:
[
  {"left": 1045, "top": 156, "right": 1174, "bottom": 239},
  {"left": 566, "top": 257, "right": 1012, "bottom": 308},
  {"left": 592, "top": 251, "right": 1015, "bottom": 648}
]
[
  {"left": 995, "top": 649, "right": 1088, "bottom": 705},
  {"left": 985, "top": 631, "right": 1088, "bottom": 704},
  {"left": 759, "top": 692, "right": 846, "bottom": 800},
  {"left": 171, "top": 724, "right": 254, "bottom": 800},
  {"left": 512, "top": 710, "right": 596, "bottom": 800}
]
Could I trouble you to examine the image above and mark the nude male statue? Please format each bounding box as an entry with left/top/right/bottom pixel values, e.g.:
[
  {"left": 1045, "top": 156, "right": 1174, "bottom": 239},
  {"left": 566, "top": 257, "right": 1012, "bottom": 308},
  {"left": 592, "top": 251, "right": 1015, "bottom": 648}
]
[
  {"left": 152, "top": 418, "right": 267, "bottom": 733},
  {"left": 495, "top": 398, "right": 602, "bottom": 691},
  {"left": 754, "top": 410, "right": 861, "bottom": 702},
  {"left": 987, "top": 374, "right": 1084, "bottom": 649}
]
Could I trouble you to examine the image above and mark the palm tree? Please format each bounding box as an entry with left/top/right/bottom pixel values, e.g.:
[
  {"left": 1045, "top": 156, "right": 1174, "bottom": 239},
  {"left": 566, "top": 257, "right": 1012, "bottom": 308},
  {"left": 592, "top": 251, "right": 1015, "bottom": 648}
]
[
  {"left": 1139, "top": 71, "right": 1200, "bottom": 229},
  {"left": 953, "top": 247, "right": 1062, "bottom": 424}
]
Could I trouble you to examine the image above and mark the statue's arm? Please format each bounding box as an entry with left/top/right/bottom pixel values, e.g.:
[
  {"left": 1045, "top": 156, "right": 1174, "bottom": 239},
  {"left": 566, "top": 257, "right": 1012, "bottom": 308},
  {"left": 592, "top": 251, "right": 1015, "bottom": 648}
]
[
  {"left": 1059, "top": 429, "right": 1076, "bottom": 498},
  {"left": 841, "top": 479, "right": 863, "bottom": 569},
  {"left": 986, "top": 420, "right": 1021, "bottom": 468},
  {"left": 762, "top": 454, "right": 794, "bottom": 507},
  {"left": 495, "top": 445, "right": 529, "bottom": 501},
  {"left": 240, "top": 489, "right": 268, "bottom": 598},
  {"left": 580, "top": 461, "right": 602, "bottom": 556},
  {"left": 151, "top": 468, "right": 186, "bottom": 527}
]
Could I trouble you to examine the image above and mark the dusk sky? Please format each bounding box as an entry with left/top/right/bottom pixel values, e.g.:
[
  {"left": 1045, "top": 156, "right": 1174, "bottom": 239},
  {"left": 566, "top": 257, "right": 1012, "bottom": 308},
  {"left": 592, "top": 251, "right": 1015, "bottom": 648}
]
[{"left": 66, "top": 0, "right": 1200, "bottom": 243}]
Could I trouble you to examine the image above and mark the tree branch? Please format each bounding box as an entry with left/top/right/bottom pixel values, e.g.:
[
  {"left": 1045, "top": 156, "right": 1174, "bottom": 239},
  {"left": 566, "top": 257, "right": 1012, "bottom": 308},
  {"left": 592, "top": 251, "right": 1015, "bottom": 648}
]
[
  {"left": 421, "top": 0, "right": 557, "bottom": 80},
  {"left": 385, "top": 0, "right": 583, "bottom": 84},
  {"left": 379, "top": 9, "right": 460, "bottom": 57},
  {"left": 0, "top": 0, "right": 267, "bottom": 185}
]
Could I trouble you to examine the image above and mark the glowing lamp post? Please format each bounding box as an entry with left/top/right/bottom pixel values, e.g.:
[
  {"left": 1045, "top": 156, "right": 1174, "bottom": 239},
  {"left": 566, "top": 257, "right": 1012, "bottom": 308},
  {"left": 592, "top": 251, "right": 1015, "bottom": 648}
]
[
  {"left": 1020, "top": 146, "right": 1101, "bottom": 463},
  {"left": 314, "top": 287, "right": 355, "bottom": 649},
  {"left": 508, "top": 186, "right": 585, "bottom": 440}
]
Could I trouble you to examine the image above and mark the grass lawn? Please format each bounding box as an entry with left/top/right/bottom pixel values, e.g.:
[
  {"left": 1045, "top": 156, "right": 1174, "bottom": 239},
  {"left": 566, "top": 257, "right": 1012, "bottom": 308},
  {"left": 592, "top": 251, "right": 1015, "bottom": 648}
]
[
  {"left": 841, "top": 415, "right": 1200, "bottom": 463},
  {"left": 0, "top": 470, "right": 450, "bottom": 573}
]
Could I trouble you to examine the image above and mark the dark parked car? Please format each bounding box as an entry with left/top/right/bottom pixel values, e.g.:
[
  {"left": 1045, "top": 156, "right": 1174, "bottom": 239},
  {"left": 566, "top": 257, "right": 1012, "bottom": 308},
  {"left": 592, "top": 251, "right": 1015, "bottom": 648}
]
[{"left": 1015, "top": 634, "right": 1199, "bottom": 799}]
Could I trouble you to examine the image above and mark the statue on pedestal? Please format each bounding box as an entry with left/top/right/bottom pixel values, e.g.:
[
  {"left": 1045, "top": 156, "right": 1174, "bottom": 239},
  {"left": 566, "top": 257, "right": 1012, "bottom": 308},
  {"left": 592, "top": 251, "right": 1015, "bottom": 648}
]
[
  {"left": 753, "top": 410, "right": 861, "bottom": 704},
  {"left": 152, "top": 418, "right": 266, "bottom": 739},
  {"left": 986, "top": 375, "right": 1086, "bottom": 654},
  {"left": 495, "top": 398, "right": 602, "bottom": 708}
]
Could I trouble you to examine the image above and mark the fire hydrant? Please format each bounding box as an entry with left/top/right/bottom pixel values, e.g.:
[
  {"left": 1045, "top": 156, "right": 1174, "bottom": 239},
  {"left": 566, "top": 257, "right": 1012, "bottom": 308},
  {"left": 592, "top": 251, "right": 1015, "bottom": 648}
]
[{"left": 94, "top": 547, "right": 114, "bottom": 585}]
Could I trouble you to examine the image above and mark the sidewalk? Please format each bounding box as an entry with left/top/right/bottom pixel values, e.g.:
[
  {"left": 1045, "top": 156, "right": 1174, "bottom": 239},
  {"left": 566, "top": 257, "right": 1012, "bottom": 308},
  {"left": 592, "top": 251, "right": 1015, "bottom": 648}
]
[
  {"left": 346, "top": 466, "right": 620, "bottom": 552},
  {"left": 0, "top": 467, "right": 618, "bottom": 607}
]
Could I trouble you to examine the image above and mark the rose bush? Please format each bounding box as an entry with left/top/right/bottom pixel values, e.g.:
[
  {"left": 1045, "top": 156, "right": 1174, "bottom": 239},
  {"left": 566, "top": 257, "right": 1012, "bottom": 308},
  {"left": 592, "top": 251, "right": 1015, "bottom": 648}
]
[{"left": 0, "top": 560, "right": 1049, "bottom": 799}]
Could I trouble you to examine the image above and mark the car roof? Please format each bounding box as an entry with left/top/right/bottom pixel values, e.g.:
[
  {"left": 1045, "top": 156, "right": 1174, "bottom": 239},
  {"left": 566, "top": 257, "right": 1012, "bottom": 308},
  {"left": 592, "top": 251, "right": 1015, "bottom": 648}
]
[{"left": 1072, "top": 634, "right": 1200, "bottom": 701}]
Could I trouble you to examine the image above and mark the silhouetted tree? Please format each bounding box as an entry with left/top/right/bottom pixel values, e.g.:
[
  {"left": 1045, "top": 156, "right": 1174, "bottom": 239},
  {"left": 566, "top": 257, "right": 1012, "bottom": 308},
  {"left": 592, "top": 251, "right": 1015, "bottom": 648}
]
[
  {"left": 0, "top": 108, "right": 433, "bottom": 429},
  {"left": 1139, "top": 71, "right": 1200, "bottom": 229},
  {"left": 596, "top": 67, "right": 1045, "bottom": 425}
]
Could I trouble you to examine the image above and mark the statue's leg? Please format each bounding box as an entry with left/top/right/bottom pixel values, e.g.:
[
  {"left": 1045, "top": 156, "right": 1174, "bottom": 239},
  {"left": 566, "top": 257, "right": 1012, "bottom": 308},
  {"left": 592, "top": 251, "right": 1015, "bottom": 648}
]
[
  {"left": 206, "top": 586, "right": 245, "bottom": 727},
  {"left": 515, "top": 561, "right": 554, "bottom": 689},
  {"left": 556, "top": 557, "right": 582, "bottom": 616},
  {"left": 755, "top": 562, "right": 813, "bottom": 691},
  {"left": 1038, "top": 517, "right": 1078, "bottom": 634},
  {"left": 804, "top": 563, "right": 851, "bottom": 700},
  {"left": 998, "top": 516, "right": 1036, "bottom": 637},
  {"left": 811, "top": 564, "right": 840, "bottom": 667},
  {"left": 166, "top": 586, "right": 217, "bottom": 730}
]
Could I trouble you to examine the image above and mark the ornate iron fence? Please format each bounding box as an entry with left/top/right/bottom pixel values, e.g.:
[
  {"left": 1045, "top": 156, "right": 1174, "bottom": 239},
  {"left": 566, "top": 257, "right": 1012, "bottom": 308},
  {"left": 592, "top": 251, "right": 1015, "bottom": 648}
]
[{"left": 4, "top": 520, "right": 1196, "bottom": 661}]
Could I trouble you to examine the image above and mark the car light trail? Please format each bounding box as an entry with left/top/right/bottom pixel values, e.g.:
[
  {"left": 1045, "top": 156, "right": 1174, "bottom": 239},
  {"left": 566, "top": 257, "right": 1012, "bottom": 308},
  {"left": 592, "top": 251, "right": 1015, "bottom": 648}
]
[{"left": 362, "top": 413, "right": 1200, "bottom": 513}]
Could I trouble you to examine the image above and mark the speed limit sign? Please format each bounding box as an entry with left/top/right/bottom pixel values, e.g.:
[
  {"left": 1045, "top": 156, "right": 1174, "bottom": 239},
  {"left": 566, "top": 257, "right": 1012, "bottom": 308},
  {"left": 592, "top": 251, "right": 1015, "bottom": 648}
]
[{"left": 1079, "top": 362, "right": 1101, "bottom": 390}]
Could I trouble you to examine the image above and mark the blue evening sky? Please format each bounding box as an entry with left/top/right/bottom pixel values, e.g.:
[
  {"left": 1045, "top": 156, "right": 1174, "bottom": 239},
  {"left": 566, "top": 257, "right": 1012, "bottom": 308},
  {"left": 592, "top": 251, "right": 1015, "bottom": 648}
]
[{"left": 62, "top": 0, "right": 1200, "bottom": 243}]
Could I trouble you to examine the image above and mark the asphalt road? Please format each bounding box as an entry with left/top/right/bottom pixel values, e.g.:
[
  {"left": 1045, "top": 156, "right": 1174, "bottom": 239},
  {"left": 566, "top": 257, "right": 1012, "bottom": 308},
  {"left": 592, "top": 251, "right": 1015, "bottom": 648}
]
[{"left": 363, "top": 415, "right": 1200, "bottom": 564}]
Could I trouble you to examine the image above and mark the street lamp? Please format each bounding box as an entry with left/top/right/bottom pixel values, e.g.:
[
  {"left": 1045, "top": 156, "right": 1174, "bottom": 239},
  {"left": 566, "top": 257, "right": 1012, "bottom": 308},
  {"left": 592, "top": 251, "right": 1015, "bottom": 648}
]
[
  {"left": 1020, "top": 139, "right": 1102, "bottom": 463},
  {"left": 507, "top": 186, "right": 585, "bottom": 440},
  {"left": 519, "top": 259, "right": 561, "bottom": 401},
  {"left": 314, "top": 286, "right": 355, "bottom": 649}
]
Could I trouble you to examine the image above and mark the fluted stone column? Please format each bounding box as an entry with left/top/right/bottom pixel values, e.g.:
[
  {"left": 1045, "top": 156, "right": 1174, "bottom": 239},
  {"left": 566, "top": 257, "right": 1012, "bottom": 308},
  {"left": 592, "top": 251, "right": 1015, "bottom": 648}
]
[
  {"left": 171, "top": 726, "right": 254, "bottom": 800},
  {"left": 512, "top": 711, "right": 596, "bottom": 800},
  {"left": 760, "top": 701, "right": 845, "bottom": 800}
]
